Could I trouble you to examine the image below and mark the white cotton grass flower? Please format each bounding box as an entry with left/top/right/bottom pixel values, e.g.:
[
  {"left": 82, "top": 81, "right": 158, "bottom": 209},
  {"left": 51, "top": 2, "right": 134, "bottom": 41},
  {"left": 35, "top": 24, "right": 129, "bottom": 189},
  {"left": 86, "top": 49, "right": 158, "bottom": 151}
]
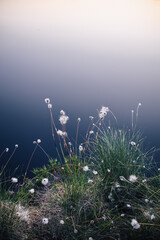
[
  {"left": 57, "top": 130, "right": 63, "bottom": 136},
  {"left": 131, "top": 219, "right": 140, "bottom": 229},
  {"left": 41, "top": 178, "right": 49, "bottom": 186},
  {"left": 33, "top": 141, "right": 37, "bottom": 144},
  {"left": 16, "top": 204, "right": 30, "bottom": 224},
  {"left": 29, "top": 189, "right": 35, "bottom": 194},
  {"left": 77, "top": 117, "right": 81, "bottom": 122},
  {"left": 60, "top": 220, "right": 65, "bottom": 224},
  {"left": 121, "top": 214, "right": 125, "bottom": 217},
  {"left": 74, "top": 229, "right": 78, "bottom": 234},
  {"left": 93, "top": 170, "right": 98, "bottom": 175},
  {"left": 102, "top": 215, "right": 106, "bottom": 221},
  {"left": 129, "top": 174, "right": 138, "bottom": 183},
  {"left": 60, "top": 110, "right": 65, "bottom": 115},
  {"left": 145, "top": 199, "right": 149, "bottom": 203},
  {"left": 48, "top": 103, "right": 52, "bottom": 109},
  {"left": 37, "top": 139, "right": 41, "bottom": 143},
  {"left": 15, "top": 144, "right": 18, "bottom": 148},
  {"left": 107, "top": 169, "right": 111, "bottom": 173},
  {"left": 130, "top": 141, "right": 136, "bottom": 146},
  {"left": 79, "top": 145, "right": 83, "bottom": 152},
  {"left": 99, "top": 106, "right": 109, "bottom": 120},
  {"left": 44, "top": 98, "right": 50, "bottom": 104},
  {"left": 89, "top": 237, "right": 93, "bottom": 240},
  {"left": 83, "top": 166, "right": 89, "bottom": 172},
  {"left": 89, "top": 130, "right": 94, "bottom": 135},
  {"left": 142, "top": 179, "right": 147, "bottom": 183},
  {"left": 59, "top": 114, "right": 69, "bottom": 125},
  {"left": 42, "top": 218, "right": 49, "bottom": 225},
  {"left": 126, "top": 204, "right": 131, "bottom": 208},
  {"left": 151, "top": 214, "right": 155, "bottom": 220},
  {"left": 5, "top": 148, "right": 9, "bottom": 152},
  {"left": 88, "top": 179, "right": 93, "bottom": 183},
  {"left": 115, "top": 182, "right": 120, "bottom": 188},
  {"left": 11, "top": 177, "right": 18, "bottom": 183},
  {"left": 89, "top": 116, "right": 94, "bottom": 120}
]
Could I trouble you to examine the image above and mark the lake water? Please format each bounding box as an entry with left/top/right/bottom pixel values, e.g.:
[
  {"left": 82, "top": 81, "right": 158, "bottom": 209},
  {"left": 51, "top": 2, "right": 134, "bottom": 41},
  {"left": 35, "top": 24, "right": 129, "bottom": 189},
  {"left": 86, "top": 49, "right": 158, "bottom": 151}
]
[{"left": 0, "top": 0, "right": 160, "bottom": 176}]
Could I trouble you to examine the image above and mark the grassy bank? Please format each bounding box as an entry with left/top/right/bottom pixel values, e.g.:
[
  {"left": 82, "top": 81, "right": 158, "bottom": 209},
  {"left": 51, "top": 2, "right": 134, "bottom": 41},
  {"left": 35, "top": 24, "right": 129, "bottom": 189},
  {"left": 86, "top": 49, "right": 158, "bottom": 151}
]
[{"left": 1, "top": 100, "right": 160, "bottom": 240}]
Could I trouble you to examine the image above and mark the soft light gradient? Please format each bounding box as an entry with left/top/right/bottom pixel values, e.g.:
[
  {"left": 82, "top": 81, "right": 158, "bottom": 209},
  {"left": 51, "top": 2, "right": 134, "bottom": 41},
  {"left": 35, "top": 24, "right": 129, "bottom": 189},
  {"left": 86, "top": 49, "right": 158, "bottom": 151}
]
[{"left": 0, "top": 0, "right": 160, "bottom": 172}]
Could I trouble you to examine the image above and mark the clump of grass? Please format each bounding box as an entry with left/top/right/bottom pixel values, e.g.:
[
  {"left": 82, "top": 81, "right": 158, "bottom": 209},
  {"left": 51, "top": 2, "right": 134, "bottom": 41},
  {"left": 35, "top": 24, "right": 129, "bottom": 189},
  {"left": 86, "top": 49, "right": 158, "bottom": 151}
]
[{"left": 1, "top": 100, "right": 160, "bottom": 239}]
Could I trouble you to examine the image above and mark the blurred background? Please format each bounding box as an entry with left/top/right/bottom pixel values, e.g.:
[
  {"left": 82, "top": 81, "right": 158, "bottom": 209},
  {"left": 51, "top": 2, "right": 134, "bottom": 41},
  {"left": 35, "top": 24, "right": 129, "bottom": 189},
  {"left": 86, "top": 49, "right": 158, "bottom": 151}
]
[{"left": 0, "top": 0, "right": 160, "bottom": 175}]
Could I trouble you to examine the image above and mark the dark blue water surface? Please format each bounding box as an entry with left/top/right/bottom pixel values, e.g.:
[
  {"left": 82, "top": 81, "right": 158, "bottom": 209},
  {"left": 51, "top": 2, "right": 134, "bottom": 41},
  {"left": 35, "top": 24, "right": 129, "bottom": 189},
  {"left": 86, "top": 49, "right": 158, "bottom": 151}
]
[{"left": 1, "top": 0, "right": 160, "bottom": 177}]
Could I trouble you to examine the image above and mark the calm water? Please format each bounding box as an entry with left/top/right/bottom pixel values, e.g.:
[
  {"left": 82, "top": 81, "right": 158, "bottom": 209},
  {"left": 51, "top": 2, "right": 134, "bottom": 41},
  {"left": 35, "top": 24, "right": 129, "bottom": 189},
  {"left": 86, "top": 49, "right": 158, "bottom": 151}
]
[{"left": 0, "top": 0, "right": 160, "bottom": 176}]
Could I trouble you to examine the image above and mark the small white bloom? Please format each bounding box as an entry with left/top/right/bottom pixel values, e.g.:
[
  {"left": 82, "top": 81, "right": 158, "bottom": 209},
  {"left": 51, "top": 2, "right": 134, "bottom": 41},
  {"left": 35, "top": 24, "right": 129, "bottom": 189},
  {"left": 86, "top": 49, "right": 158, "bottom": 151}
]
[
  {"left": 145, "top": 199, "right": 149, "bottom": 203},
  {"left": 15, "top": 144, "right": 18, "bottom": 148},
  {"left": 83, "top": 166, "right": 89, "bottom": 172},
  {"left": 42, "top": 178, "right": 49, "bottom": 186},
  {"left": 129, "top": 175, "right": 137, "bottom": 183},
  {"left": 77, "top": 117, "right": 81, "bottom": 122},
  {"left": 68, "top": 142, "right": 72, "bottom": 146},
  {"left": 90, "top": 220, "right": 94, "bottom": 224},
  {"left": 62, "top": 131, "right": 67, "bottom": 137},
  {"left": 5, "top": 148, "right": 9, "bottom": 152},
  {"left": 88, "top": 179, "right": 93, "bottom": 183},
  {"left": 131, "top": 219, "right": 140, "bottom": 229},
  {"left": 33, "top": 141, "right": 36, "bottom": 144},
  {"left": 79, "top": 145, "right": 83, "bottom": 152},
  {"left": 138, "top": 103, "right": 142, "bottom": 106},
  {"left": 158, "top": 168, "right": 160, "bottom": 171},
  {"left": 151, "top": 214, "right": 155, "bottom": 220},
  {"left": 37, "top": 139, "right": 41, "bottom": 143},
  {"left": 143, "top": 211, "right": 150, "bottom": 218},
  {"left": 74, "top": 229, "right": 78, "bottom": 234},
  {"left": 42, "top": 218, "right": 48, "bottom": 224},
  {"left": 119, "top": 176, "right": 127, "bottom": 182},
  {"left": 102, "top": 215, "right": 106, "bottom": 221},
  {"left": 142, "top": 179, "right": 147, "bottom": 183},
  {"left": 99, "top": 106, "right": 109, "bottom": 120},
  {"left": 126, "top": 204, "right": 131, "bottom": 208},
  {"left": 11, "top": 177, "right": 18, "bottom": 183},
  {"left": 121, "top": 214, "right": 125, "bottom": 217},
  {"left": 89, "top": 237, "right": 93, "bottom": 240},
  {"left": 44, "top": 98, "right": 50, "bottom": 104},
  {"left": 60, "top": 110, "right": 65, "bottom": 115},
  {"left": 130, "top": 141, "right": 136, "bottom": 146},
  {"left": 89, "top": 130, "right": 94, "bottom": 135},
  {"left": 60, "top": 220, "right": 65, "bottom": 224},
  {"left": 93, "top": 170, "right": 98, "bottom": 175},
  {"left": 59, "top": 114, "right": 69, "bottom": 125},
  {"left": 57, "top": 130, "right": 63, "bottom": 136},
  {"left": 89, "top": 116, "right": 94, "bottom": 120},
  {"left": 107, "top": 169, "right": 111, "bottom": 173},
  {"left": 29, "top": 189, "right": 35, "bottom": 194},
  {"left": 48, "top": 103, "right": 52, "bottom": 109},
  {"left": 61, "top": 167, "right": 64, "bottom": 170}
]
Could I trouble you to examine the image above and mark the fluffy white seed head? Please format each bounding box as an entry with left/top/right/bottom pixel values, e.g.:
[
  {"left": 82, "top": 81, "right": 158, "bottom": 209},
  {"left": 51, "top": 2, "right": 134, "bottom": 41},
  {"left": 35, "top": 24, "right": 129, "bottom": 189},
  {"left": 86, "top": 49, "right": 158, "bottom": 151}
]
[
  {"left": 60, "top": 220, "right": 65, "bottom": 224},
  {"left": 88, "top": 179, "right": 93, "bottom": 183},
  {"left": 59, "top": 115, "right": 69, "bottom": 125},
  {"left": 119, "top": 176, "right": 127, "bottom": 181},
  {"left": 15, "top": 144, "right": 18, "bottom": 148},
  {"left": 79, "top": 145, "right": 83, "bottom": 152},
  {"left": 93, "top": 170, "right": 98, "bottom": 175},
  {"left": 83, "top": 166, "right": 89, "bottom": 172},
  {"left": 11, "top": 177, "right": 18, "bottom": 183},
  {"left": 41, "top": 178, "right": 49, "bottom": 186},
  {"left": 129, "top": 175, "right": 138, "bottom": 183},
  {"left": 77, "top": 117, "right": 81, "bottom": 122},
  {"left": 130, "top": 141, "right": 136, "bottom": 146},
  {"left": 131, "top": 219, "right": 140, "bottom": 229},
  {"left": 29, "top": 189, "right": 35, "bottom": 194},
  {"left": 60, "top": 110, "right": 65, "bottom": 115},
  {"left": 5, "top": 148, "right": 9, "bottom": 152},
  {"left": 48, "top": 103, "right": 52, "bottom": 109},
  {"left": 99, "top": 106, "right": 109, "bottom": 120},
  {"left": 37, "top": 139, "right": 41, "bottom": 143},
  {"left": 74, "top": 229, "right": 78, "bottom": 234},
  {"left": 42, "top": 218, "right": 48, "bottom": 224},
  {"left": 44, "top": 98, "right": 50, "bottom": 104}
]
